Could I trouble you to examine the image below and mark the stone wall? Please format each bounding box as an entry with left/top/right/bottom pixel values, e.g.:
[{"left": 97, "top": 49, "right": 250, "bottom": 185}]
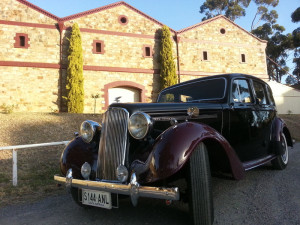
[
  {"left": 79, "top": 71, "right": 160, "bottom": 113},
  {"left": 0, "top": 0, "right": 58, "bottom": 24},
  {"left": 0, "top": 66, "right": 59, "bottom": 112},
  {"left": 0, "top": 24, "right": 60, "bottom": 63},
  {"left": 65, "top": 5, "right": 164, "bottom": 36}
]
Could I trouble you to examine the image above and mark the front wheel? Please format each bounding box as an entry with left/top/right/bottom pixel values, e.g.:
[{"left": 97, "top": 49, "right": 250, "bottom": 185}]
[
  {"left": 271, "top": 133, "right": 288, "bottom": 170},
  {"left": 187, "top": 142, "right": 214, "bottom": 225}
]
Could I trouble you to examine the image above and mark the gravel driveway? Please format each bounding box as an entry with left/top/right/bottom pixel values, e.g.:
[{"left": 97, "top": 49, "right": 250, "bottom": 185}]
[{"left": 1, "top": 143, "right": 299, "bottom": 225}]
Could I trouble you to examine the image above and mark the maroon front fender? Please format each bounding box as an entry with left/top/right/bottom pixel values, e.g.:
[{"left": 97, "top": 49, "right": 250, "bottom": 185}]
[{"left": 131, "top": 122, "right": 245, "bottom": 184}]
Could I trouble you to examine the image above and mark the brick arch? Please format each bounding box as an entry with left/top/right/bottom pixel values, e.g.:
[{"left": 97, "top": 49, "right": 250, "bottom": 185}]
[{"left": 102, "top": 81, "right": 146, "bottom": 110}]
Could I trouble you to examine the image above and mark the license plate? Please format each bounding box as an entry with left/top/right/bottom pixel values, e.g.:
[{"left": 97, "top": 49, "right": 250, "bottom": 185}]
[{"left": 82, "top": 189, "right": 112, "bottom": 209}]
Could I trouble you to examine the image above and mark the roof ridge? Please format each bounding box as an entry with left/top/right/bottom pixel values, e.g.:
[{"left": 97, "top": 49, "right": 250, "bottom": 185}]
[
  {"left": 59, "top": 1, "right": 124, "bottom": 21},
  {"left": 177, "top": 15, "right": 224, "bottom": 34},
  {"left": 177, "top": 15, "right": 267, "bottom": 43},
  {"left": 16, "top": 0, "right": 60, "bottom": 21},
  {"left": 16, "top": 0, "right": 265, "bottom": 43},
  {"left": 58, "top": 1, "right": 176, "bottom": 33}
]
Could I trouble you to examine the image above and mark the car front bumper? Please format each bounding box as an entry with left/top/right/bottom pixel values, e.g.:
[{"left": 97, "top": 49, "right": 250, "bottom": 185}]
[{"left": 54, "top": 169, "right": 180, "bottom": 206}]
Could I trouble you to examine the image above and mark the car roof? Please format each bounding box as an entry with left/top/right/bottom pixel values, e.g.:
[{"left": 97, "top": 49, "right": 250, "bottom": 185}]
[{"left": 162, "top": 73, "right": 267, "bottom": 92}]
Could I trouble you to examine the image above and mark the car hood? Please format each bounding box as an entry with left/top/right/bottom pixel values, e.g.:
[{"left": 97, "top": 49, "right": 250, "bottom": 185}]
[{"left": 109, "top": 102, "right": 223, "bottom": 117}]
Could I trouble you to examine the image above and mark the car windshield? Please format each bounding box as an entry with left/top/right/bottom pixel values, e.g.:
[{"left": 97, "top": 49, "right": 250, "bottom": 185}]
[{"left": 157, "top": 78, "right": 226, "bottom": 103}]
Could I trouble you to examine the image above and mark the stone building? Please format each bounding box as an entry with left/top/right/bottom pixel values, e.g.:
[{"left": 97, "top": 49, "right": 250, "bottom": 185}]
[{"left": 0, "top": 0, "right": 268, "bottom": 113}]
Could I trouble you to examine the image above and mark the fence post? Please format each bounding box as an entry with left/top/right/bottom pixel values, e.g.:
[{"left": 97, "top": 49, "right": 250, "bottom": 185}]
[{"left": 12, "top": 149, "right": 17, "bottom": 186}]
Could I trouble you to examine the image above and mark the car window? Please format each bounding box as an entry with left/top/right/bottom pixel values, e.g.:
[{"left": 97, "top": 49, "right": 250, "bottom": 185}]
[
  {"left": 232, "top": 79, "right": 252, "bottom": 103},
  {"left": 266, "top": 85, "right": 275, "bottom": 106},
  {"left": 157, "top": 78, "right": 226, "bottom": 103},
  {"left": 253, "top": 81, "right": 268, "bottom": 105}
]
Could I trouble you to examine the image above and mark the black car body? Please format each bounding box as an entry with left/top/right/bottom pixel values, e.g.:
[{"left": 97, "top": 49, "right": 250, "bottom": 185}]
[{"left": 55, "top": 74, "right": 293, "bottom": 225}]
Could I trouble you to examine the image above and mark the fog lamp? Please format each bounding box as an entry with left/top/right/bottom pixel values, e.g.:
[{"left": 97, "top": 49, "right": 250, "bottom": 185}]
[
  {"left": 116, "top": 165, "right": 128, "bottom": 183},
  {"left": 81, "top": 162, "right": 91, "bottom": 180}
]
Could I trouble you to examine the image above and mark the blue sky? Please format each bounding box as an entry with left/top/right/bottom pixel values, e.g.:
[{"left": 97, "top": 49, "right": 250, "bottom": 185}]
[{"left": 27, "top": 0, "right": 299, "bottom": 78}]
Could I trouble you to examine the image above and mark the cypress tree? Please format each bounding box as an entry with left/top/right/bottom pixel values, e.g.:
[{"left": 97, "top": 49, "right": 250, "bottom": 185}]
[
  {"left": 160, "top": 25, "right": 178, "bottom": 90},
  {"left": 66, "top": 23, "right": 84, "bottom": 113}
]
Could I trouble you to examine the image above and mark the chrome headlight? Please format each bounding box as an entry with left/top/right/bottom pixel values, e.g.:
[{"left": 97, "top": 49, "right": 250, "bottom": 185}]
[
  {"left": 80, "top": 120, "right": 101, "bottom": 143},
  {"left": 128, "top": 112, "right": 152, "bottom": 139}
]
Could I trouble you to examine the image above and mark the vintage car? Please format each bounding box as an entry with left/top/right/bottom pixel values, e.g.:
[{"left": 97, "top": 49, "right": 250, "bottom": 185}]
[{"left": 54, "top": 74, "right": 293, "bottom": 225}]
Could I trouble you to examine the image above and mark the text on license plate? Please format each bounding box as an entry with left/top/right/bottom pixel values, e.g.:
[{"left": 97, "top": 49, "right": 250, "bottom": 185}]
[{"left": 82, "top": 189, "right": 112, "bottom": 209}]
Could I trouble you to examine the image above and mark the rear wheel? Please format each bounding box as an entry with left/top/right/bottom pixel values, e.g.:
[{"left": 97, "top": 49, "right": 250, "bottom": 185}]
[
  {"left": 271, "top": 133, "right": 288, "bottom": 170},
  {"left": 187, "top": 142, "right": 214, "bottom": 225}
]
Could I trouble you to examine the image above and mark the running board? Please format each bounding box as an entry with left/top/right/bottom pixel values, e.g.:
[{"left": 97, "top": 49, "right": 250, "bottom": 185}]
[{"left": 243, "top": 154, "right": 277, "bottom": 171}]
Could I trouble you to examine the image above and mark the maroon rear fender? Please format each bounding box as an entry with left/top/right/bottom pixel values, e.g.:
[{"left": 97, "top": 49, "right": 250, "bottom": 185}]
[
  {"left": 272, "top": 117, "right": 293, "bottom": 147},
  {"left": 131, "top": 122, "right": 245, "bottom": 184}
]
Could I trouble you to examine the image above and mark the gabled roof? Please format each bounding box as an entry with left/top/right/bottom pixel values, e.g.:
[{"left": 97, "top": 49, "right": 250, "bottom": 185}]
[
  {"left": 16, "top": 0, "right": 265, "bottom": 42},
  {"left": 60, "top": 1, "right": 176, "bottom": 33},
  {"left": 16, "top": 0, "right": 59, "bottom": 21},
  {"left": 17, "top": 1, "right": 175, "bottom": 33},
  {"left": 177, "top": 15, "right": 267, "bottom": 43}
]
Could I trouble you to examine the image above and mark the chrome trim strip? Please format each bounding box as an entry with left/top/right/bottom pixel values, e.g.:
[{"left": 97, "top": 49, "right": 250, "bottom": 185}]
[{"left": 54, "top": 174, "right": 180, "bottom": 203}]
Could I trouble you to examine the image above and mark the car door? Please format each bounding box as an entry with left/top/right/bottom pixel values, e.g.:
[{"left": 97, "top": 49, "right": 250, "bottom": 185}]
[
  {"left": 251, "top": 79, "right": 276, "bottom": 156},
  {"left": 229, "top": 78, "right": 262, "bottom": 162}
]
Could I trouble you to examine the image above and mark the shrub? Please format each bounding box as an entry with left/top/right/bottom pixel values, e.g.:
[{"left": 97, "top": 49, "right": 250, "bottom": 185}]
[
  {"left": 159, "top": 25, "right": 178, "bottom": 90},
  {"left": 66, "top": 23, "right": 84, "bottom": 113}
]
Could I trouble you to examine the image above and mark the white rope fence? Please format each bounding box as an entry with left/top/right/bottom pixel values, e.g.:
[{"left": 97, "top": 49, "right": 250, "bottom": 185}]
[{"left": 0, "top": 141, "right": 69, "bottom": 186}]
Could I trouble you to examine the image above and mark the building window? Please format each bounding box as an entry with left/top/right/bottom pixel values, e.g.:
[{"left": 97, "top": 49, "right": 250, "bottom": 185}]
[
  {"left": 220, "top": 28, "right": 226, "bottom": 34},
  {"left": 241, "top": 53, "right": 246, "bottom": 63},
  {"left": 92, "top": 40, "right": 105, "bottom": 54},
  {"left": 118, "top": 15, "right": 128, "bottom": 25},
  {"left": 143, "top": 45, "right": 152, "bottom": 58},
  {"left": 19, "top": 36, "right": 25, "bottom": 47},
  {"left": 14, "top": 33, "right": 30, "bottom": 48},
  {"left": 145, "top": 47, "right": 151, "bottom": 56},
  {"left": 202, "top": 50, "right": 209, "bottom": 61},
  {"left": 203, "top": 51, "right": 208, "bottom": 60},
  {"left": 96, "top": 43, "right": 102, "bottom": 52}
]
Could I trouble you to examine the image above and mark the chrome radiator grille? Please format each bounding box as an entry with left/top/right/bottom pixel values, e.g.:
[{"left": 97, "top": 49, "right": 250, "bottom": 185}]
[{"left": 96, "top": 107, "right": 129, "bottom": 181}]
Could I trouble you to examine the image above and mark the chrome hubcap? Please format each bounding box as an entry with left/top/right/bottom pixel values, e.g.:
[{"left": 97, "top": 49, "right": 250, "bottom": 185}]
[{"left": 281, "top": 134, "right": 288, "bottom": 165}]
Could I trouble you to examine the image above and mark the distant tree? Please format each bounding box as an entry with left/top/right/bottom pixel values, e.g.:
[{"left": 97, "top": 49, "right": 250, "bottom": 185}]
[
  {"left": 285, "top": 75, "right": 298, "bottom": 85},
  {"left": 291, "top": 7, "right": 300, "bottom": 23},
  {"left": 159, "top": 25, "right": 177, "bottom": 89},
  {"left": 291, "top": 7, "right": 300, "bottom": 81},
  {"left": 199, "top": 0, "right": 279, "bottom": 27},
  {"left": 199, "top": 0, "right": 251, "bottom": 21},
  {"left": 253, "top": 23, "right": 293, "bottom": 81},
  {"left": 66, "top": 23, "right": 84, "bottom": 113},
  {"left": 251, "top": 0, "right": 279, "bottom": 30}
]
